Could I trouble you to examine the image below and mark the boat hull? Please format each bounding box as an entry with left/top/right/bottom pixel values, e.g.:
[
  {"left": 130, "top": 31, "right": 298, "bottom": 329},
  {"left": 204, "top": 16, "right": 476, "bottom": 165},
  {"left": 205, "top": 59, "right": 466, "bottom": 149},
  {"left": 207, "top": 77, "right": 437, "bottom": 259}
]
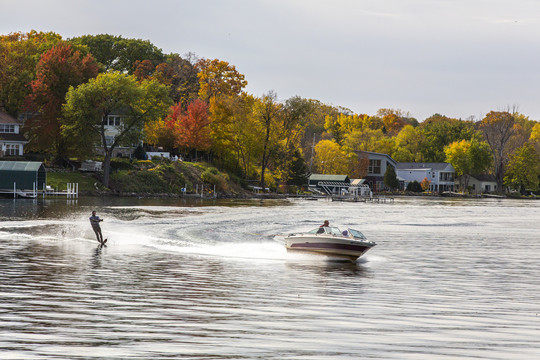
[{"left": 285, "top": 235, "right": 375, "bottom": 261}]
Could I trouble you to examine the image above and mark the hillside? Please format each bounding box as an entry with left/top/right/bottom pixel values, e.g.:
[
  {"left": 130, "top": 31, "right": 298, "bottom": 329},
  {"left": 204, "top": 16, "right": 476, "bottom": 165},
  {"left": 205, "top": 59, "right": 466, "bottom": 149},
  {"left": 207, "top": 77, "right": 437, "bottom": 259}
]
[{"left": 46, "top": 159, "right": 251, "bottom": 198}]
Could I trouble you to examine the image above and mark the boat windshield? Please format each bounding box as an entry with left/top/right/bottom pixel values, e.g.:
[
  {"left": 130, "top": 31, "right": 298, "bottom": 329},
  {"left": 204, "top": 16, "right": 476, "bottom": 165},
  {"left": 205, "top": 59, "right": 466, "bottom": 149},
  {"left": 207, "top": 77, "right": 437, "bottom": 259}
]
[
  {"left": 307, "top": 227, "right": 343, "bottom": 235},
  {"left": 347, "top": 228, "right": 366, "bottom": 239}
]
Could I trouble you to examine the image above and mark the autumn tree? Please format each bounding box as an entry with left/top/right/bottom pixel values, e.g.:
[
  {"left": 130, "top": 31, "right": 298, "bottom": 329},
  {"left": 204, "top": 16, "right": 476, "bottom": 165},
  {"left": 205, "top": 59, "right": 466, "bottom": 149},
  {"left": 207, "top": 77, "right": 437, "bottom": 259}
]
[
  {"left": 168, "top": 99, "right": 211, "bottom": 160},
  {"left": 273, "top": 96, "right": 314, "bottom": 185},
  {"left": 392, "top": 125, "right": 424, "bottom": 162},
  {"left": 420, "top": 177, "right": 431, "bottom": 191},
  {"left": 24, "top": 42, "right": 99, "bottom": 157},
  {"left": 530, "top": 122, "right": 540, "bottom": 143},
  {"left": 314, "top": 140, "right": 349, "bottom": 175},
  {"left": 444, "top": 139, "right": 492, "bottom": 191},
  {"left": 504, "top": 143, "right": 540, "bottom": 193},
  {"left": 479, "top": 111, "right": 516, "bottom": 191},
  {"left": 197, "top": 58, "right": 247, "bottom": 101},
  {"left": 344, "top": 128, "right": 386, "bottom": 152},
  {"left": 69, "top": 34, "right": 165, "bottom": 73},
  {"left": 382, "top": 113, "right": 405, "bottom": 135},
  {"left": 135, "top": 53, "right": 200, "bottom": 106},
  {"left": 62, "top": 72, "right": 171, "bottom": 187},
  {"left": 144, "top": 118, "right": 176, "bottom": 151},
  {"left": 0, "top": 30, "right": 61, "bottom": 116},
  {"left": 300, "top": 101, "right": 342, "bottom": 162},
  {"left": 255, "top": 91, "right": 282, "bottom": 189},
  {"left": 156, "top": 53, "right": 200, "bottom": 105},
  {"left": 420, "top": 114, "right": 476, "bottom": 162},
  {"left": 209, "top": 93, "right": 259, "bottom": 176},
  {"left": 323, "top": 113, "right": 353, "bottom": 146}
]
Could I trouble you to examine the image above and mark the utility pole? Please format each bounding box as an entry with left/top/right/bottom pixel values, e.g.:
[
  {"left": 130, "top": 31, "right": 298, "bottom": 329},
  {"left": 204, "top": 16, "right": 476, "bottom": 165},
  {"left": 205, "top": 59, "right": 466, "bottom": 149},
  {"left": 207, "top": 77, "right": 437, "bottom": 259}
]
[{"left": 309, "top": 133, "right": 316, "bottom": 172}]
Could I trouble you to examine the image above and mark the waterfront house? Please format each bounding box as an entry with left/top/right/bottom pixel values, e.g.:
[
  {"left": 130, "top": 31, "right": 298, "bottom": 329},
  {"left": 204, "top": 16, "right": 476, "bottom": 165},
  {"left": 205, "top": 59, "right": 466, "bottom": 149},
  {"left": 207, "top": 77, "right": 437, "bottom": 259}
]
[
  {"left": 396, "top": 162, "right": 455, "bottom": 192},
  {"left": 95, "top": 113, "right": 141, "bottom": 158},
  {"left": 460, "top": 174, "right": 498, "bottom": 194},
  {"left": 355, "top": 151, "right": 397, "bottom": 192},
  {"left": 0, "top": 111, "right": 27, "bottom": 157}
]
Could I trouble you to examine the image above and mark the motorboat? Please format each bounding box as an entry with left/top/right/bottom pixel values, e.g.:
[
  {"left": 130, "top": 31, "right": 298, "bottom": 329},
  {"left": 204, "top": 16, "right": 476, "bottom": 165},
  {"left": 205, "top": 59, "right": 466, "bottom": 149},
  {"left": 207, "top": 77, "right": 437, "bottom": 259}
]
[{"left": 285, "top": 226, "right": 376, "bottom": 261}]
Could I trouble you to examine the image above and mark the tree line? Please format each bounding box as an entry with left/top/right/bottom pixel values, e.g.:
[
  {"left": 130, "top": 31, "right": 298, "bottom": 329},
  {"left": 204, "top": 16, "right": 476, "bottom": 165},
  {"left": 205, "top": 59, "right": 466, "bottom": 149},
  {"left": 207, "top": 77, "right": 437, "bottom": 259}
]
[{"left": 1, "top": 31, "right": 539, "bottom": 193}]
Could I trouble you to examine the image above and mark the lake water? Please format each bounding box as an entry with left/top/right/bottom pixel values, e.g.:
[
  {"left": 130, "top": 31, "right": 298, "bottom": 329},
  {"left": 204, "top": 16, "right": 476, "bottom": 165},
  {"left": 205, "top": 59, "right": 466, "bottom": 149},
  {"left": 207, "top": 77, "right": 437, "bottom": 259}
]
[{"left": 0, "top": 196, "right": 539, "bottom": 359}]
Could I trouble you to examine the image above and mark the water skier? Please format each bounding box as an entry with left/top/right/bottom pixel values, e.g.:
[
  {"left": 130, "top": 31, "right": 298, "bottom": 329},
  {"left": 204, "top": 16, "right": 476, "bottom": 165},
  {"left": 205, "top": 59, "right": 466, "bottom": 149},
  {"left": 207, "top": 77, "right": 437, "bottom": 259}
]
[{"left": 89, "top": 211, "right": 106, "bottom": 245}]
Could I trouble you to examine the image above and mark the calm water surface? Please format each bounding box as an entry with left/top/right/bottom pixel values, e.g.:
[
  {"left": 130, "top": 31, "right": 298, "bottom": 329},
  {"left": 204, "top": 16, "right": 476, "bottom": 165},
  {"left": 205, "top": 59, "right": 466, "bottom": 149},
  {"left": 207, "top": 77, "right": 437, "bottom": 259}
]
[{"left": 0, "top": 196, "right": 539, "bottom": 359}]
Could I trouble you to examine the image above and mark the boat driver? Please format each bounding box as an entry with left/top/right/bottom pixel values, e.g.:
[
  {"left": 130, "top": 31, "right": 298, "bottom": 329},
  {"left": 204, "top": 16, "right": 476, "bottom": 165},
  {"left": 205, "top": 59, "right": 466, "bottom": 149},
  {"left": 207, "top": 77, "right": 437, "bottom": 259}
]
[{"left": 317, "top": 220, "right": 330, "bottom": 234}]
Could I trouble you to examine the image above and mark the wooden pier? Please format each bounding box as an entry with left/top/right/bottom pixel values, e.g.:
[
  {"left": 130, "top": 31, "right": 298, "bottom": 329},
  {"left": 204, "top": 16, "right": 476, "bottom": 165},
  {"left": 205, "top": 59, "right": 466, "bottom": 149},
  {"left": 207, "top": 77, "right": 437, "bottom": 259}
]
[{"left": 330, "top": 195, "right": 394, "bottom": 203}]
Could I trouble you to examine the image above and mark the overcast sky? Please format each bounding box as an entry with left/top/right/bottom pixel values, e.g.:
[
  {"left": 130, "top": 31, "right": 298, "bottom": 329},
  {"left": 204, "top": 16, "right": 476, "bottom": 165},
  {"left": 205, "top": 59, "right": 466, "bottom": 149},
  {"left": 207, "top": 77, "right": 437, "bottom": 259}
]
[{"left": 1, "top": 0, "right": 539, "bottom": 121}]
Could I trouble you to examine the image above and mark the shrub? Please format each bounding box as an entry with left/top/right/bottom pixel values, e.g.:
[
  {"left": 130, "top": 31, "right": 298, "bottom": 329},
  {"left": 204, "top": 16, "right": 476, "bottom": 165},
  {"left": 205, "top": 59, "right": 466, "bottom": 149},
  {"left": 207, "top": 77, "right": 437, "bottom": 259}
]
[
  {"left": 201, "top": 167, "right": 229, "bottom": 192},
  {"left": 110, "top": 158, "right": 134, "bottom": 171},
  {"left": 406, "top": 180, "right": 423, "bottom": 192}
]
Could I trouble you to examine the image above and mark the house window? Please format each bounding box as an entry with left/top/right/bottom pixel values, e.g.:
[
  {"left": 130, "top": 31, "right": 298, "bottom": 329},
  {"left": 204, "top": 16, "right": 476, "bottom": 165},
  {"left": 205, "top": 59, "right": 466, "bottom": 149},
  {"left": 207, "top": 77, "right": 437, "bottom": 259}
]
[
  {"left": 368, "top": 159, "right": 381, "bottom": 174},
  {"left": 439, "top": 172, "right": 454, "bottom": 181},
  {"left": 0, "top": 124, "right": 15, "bottom": 133},
  {"left": 104, "top": 115, "right": 122, "bottom": 127},
  {"left": 5, "top": 144, "right": 19, "bottom": 156}
]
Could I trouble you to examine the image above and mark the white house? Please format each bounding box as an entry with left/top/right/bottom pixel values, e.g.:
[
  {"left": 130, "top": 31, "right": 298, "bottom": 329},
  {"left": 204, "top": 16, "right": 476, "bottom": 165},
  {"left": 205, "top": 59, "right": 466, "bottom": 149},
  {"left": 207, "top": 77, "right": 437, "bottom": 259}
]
[
  {"left": 95, "top": 113, "right": 140, "bottom": 158},
  {"left": 397, "top": 162, "right": 455, "bottom": 192},
  {"left": 0, "top": 111, "right": 27, "bottom": 157},
  {"left": 465, "top": 174, "right": 498, "bottom": 194}
]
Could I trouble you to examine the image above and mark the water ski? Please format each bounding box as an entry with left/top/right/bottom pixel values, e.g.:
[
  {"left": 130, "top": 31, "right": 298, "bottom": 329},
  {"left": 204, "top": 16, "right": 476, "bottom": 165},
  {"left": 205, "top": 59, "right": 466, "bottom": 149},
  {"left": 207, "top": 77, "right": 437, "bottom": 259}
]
[{"left": 101, "top": 238, "right": 108, "bottom": 246}]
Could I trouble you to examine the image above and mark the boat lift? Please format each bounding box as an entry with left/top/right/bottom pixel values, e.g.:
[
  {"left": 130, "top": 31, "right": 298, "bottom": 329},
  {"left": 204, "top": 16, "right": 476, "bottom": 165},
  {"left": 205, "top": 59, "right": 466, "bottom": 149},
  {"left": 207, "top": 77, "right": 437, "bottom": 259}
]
[
  {"left": 312, "top": 180, "right": 372, "bottom": 201},
  {"left": 0, "top": 182, "right": 79, "bottom": 199}
]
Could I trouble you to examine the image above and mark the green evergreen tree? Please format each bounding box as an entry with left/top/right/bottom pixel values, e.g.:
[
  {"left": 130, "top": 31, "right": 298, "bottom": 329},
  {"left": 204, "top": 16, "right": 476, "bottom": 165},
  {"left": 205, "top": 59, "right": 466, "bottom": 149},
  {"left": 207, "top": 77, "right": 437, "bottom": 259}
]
[
  {"left": 384, "top": 165, "right": 400, "bottom": 190},
  {"left": 287, "top": 149, "right": 311, "bottom": 187}
]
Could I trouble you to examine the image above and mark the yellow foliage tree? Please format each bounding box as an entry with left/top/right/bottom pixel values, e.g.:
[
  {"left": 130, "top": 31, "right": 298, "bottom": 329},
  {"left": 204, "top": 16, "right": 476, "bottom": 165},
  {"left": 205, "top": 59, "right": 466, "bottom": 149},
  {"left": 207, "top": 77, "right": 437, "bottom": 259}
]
[
  {"left": 530, "top": 122, "right": 540, "bottom": 142},
  {"left": 196, "top": 58, "right": 247, "bottom": 101},
  {"left": 314, "top": 140, "right": 349, "bottom": 175}
]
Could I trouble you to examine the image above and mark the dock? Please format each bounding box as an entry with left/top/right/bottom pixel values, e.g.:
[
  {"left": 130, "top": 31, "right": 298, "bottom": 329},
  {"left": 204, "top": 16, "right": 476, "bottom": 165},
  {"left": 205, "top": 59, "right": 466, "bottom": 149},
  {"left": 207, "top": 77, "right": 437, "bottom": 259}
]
[
  {"left": 0, "top": 182, "right": 79, "bottom": 199},
  {"left": 330, "top": 195, "right": 394, "bottom": 203}
]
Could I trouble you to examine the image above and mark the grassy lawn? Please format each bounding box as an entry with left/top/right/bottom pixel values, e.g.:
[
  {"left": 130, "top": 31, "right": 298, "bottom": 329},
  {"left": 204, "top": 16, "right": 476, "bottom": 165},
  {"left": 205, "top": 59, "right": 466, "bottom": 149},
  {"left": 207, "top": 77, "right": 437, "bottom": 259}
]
[{"left": 46, "top": 171, "right": 99, "bottom": 192}]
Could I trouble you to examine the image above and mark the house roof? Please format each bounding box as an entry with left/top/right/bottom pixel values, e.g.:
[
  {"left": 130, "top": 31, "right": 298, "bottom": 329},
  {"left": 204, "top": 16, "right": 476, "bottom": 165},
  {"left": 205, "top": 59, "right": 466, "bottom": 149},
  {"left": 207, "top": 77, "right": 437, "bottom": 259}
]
[
  {"left": 356, "top": 150, "right": 397, "bottom": 165},
  {"left": 470, "top": 174, "right": 496, "bottom": 182},
  {"left": 0, "top": 161, "right": 43, "bottom": 172},
  {"left": 0, "top": 133, "right": 27, "bottom": 142},
  {"left": 350, "top": 179, "right": 366, "bottom": 185},
  {"left": 397, "top": 162, "right": 452, "bottom": 171},
  {"left": 0, "top": 111, "right": 20, "bottom": 124},
  {"left": 309, "top": 174, "right": 349, "bottom": 182}
]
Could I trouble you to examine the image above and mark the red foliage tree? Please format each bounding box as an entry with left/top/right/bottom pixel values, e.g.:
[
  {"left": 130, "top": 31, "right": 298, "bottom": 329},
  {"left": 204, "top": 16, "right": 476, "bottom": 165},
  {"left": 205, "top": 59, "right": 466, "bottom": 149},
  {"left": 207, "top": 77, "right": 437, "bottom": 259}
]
[
  {"left": 166, "top": 99, "right": 211, "bottom": 159},
  {"left": 24, "top": 42, "right": 99, "bottom": 156}
]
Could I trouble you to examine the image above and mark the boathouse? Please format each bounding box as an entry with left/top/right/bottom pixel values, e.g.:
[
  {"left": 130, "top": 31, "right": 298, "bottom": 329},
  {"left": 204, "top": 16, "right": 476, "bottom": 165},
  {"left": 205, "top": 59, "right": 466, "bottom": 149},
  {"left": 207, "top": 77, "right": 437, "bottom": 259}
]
[
  {"left": 0, "top": 161, "right": 46, "bottom": 191},
  {"left": 308, "top": 174, "right": 350, "bottom": 194}
]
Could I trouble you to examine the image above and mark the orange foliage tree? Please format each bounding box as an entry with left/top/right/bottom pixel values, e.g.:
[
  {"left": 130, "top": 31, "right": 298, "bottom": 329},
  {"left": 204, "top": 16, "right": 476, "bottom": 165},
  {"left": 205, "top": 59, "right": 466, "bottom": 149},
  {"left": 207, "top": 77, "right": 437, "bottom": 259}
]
[
  {"left": 420, "top": 177, "right": 431, "bottom": 191},
  {"left": 0, "top": 30, "right": 61, "bottom": 117},
  {"left": 167, "top": 99, "right": 211, "bottom": 159},
  {"left": 24, "top": 42, "right": 99, "bottom": 156}
]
